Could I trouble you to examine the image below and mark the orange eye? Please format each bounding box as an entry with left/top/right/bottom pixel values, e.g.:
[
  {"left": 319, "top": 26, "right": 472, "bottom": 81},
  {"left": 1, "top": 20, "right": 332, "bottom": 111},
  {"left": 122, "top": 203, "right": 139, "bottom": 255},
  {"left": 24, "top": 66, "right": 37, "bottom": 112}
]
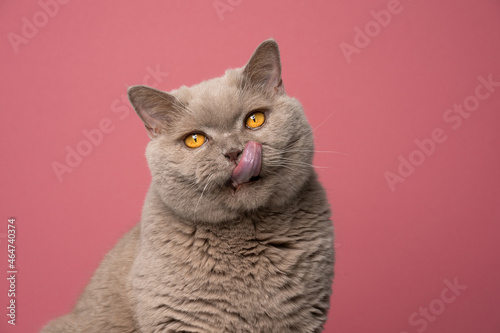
[
  {"left": 184, "top": 133, "right": 206, "bottom": 148},
  {"left": 246, "top": 112, "right": 266, "bottom": 129}
]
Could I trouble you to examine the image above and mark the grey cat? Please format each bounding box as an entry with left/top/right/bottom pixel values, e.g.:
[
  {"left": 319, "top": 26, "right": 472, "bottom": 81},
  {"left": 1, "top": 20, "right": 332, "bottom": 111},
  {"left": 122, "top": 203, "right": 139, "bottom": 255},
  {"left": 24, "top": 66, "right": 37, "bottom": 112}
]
[{"left": 41, "top": 39, "right": 334, "bottom": 333}]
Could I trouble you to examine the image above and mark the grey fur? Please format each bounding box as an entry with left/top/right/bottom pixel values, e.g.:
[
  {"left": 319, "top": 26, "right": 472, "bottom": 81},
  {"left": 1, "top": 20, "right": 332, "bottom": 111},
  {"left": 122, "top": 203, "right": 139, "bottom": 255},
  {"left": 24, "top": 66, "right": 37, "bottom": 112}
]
[{"left": 42, "top": 39, "right": 334, "bottom": 333}]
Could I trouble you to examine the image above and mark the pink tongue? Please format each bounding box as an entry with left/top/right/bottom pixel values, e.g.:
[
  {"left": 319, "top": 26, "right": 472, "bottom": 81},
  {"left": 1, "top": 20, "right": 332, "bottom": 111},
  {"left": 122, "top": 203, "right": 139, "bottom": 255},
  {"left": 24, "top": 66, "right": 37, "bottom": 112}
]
[{"left": 231, "top": 141, "right": 262, "bottom": 186}]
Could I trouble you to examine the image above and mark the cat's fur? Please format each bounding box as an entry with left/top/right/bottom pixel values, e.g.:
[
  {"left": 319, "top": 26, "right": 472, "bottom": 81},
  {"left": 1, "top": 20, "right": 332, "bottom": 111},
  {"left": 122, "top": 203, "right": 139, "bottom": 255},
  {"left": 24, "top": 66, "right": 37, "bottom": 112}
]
[{"left": 42, "top": 40, "right": 334, "bottom": 333}]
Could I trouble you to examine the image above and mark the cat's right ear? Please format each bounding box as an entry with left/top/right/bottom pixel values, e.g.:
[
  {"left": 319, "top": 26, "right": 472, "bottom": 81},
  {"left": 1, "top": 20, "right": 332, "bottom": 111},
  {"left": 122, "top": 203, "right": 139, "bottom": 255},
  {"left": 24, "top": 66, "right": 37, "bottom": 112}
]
[
  {"left": 243, "top": 39, "right": 285, "bottom": 94},
  {"left": 128, "top": 85, "right": 181, "bottom": 139}
]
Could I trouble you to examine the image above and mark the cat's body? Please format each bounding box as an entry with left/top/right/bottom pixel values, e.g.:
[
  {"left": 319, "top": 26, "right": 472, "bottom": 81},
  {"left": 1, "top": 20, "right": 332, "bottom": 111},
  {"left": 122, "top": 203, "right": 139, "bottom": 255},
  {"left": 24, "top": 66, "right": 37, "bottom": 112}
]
[{"left": 42, "top": 40, "right": 334, "bottom": 333}]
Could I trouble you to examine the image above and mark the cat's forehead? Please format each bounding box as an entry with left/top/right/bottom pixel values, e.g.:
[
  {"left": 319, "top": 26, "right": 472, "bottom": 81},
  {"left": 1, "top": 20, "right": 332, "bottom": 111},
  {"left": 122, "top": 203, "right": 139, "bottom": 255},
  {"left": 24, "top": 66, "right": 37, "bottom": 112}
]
[
  {"left": 173, "top": 70, "right": 264, "bottom": 130},
  {"left": 191, "top": 78, "right": 240, "bottom": 115}
]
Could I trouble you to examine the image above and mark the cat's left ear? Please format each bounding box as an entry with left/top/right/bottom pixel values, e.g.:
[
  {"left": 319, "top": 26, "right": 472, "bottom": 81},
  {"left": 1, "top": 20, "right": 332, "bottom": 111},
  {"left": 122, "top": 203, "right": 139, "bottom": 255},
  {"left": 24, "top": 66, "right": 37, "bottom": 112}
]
[
  {"left": 128, "top": 85, "right": 183, "bottom": 139},
  {"left": 243, "top": 39, "right": 285, "bottom": 94}
]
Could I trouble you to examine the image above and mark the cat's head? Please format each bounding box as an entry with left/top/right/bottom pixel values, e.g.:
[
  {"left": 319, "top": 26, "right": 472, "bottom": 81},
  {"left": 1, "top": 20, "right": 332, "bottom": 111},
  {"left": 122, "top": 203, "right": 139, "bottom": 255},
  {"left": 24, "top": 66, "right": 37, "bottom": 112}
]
[{"left": 128, "top": 40, "right": 315, "bottom": 224}]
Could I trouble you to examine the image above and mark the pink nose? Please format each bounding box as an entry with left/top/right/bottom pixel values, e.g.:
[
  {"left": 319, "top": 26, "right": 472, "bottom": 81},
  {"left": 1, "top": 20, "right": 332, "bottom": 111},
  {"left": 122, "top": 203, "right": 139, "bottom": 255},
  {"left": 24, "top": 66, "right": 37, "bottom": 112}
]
[{"left": 224, "top": 150, "right": 242, "bottom": 163}]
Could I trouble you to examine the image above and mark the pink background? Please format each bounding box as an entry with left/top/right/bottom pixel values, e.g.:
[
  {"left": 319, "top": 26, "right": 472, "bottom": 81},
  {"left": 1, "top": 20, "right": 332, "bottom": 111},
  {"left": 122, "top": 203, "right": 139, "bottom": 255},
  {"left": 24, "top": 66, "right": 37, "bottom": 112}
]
[{"left": 2, "top": 0, "right": 500, "bottom": 332}]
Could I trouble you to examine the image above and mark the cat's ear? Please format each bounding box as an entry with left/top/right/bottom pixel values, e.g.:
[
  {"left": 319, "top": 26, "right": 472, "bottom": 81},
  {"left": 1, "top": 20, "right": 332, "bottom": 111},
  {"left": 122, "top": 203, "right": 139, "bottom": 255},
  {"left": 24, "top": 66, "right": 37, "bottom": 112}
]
[
  {"left": 128, "top": 85, "right": 182, "bottom": 139},
  {"left": 243, "top": 39, "right": 285, "bottom": 94}
]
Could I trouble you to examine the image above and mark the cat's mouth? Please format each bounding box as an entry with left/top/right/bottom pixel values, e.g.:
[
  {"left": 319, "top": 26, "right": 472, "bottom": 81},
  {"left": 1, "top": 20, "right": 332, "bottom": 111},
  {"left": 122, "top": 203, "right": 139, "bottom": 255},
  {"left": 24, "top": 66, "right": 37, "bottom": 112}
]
[
  {"left": 229, "top": 175, "right": 261, "bottom": 192},
  {"left": 229, "top": 141, "right": 262, "bottom": 192}
]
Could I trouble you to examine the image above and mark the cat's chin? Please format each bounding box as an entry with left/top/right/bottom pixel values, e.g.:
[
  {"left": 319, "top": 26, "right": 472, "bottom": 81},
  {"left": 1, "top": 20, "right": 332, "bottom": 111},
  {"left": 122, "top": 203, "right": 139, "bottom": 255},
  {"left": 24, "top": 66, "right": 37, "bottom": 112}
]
[{"left": 229, "top": 175, "right": 262, "bottom": 193}]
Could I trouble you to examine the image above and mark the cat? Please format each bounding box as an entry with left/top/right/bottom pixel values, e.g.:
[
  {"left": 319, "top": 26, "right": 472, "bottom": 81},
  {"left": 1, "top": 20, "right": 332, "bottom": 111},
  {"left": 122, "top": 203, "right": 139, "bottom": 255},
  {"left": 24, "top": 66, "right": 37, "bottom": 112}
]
[{"left": 41, "top": 39, "right": 335, "bottom": 333}]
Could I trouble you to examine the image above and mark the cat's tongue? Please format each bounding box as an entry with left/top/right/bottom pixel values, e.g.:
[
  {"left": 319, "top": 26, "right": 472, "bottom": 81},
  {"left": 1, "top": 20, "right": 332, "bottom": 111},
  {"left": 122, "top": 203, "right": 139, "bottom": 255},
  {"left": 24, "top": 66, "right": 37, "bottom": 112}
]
[{"left": 231, "top": 141, "right": 262, "bottom": 188}]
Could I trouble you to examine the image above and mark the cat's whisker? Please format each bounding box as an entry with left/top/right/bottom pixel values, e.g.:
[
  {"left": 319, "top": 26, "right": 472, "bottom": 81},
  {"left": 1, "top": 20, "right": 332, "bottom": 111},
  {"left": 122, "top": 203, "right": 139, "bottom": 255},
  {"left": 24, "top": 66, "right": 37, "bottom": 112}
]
[
  {"left": 265, "top": 147, "right": 348, "bottom": 156},
  {"left": 193, "top": 174, "right": 215, "bottom": 223},
  {"left": 267, "top": 156, "right": 320, "bottom": 165},
  {"left": 282, "top": 149, "right": 348, "bottom": 155},
  {"left": 276, "top": 163, "right": 329, "bottom": 170},
  {"left": 182, "top": 176, "right": 205, "bottom": 192},
  {"left": 270, "top": 159, "right": 316, "bottom": 167},
  {"left": 271, "top": 155, "right": 329, "bottom": 165},
  {"left": 311, "top": 113, "right": 335, "bottom": 133},
  {"left": 266, "top": 160, "right": 329, "bottom": 170},
  {"left": 268, "top": 164, "right": 297, "bottom": 173}
]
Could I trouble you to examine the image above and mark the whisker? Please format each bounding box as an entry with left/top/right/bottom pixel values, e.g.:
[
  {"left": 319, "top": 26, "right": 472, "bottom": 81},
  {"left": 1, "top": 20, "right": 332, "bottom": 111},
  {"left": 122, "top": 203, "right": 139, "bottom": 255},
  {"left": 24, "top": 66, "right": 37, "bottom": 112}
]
[
  {"left": 266, "top": 161, "right": 329, "bottom": 170},
  {"left": 265, "top": 148, "right": 348, "bottom": 156},
  {"left": 193, "top": 174, "right": 214, "bottom": 223},
  {"left": 311, "top": 113, "right": 334, "bottom": 133},
  {"left": 282, "top": 149, "right": 348, "bottom": 155}
]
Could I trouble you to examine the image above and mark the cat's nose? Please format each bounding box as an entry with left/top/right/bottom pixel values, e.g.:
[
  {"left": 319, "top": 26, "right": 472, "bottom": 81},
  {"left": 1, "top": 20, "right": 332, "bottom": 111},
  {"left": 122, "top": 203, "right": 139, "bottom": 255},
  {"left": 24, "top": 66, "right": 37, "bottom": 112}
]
[{"left": 224, "top": 149, "right": 242, "bottom": 163}]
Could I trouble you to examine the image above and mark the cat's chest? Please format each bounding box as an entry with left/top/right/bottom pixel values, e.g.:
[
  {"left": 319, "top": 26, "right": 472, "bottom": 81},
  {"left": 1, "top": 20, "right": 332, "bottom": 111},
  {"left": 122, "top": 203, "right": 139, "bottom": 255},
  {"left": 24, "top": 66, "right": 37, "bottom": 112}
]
[
  {"left": 157, "top": 212, "right": 320, "bottom": 286},
  {"left": 184, "top": 223, "right": 301, "bottom": 287},
  {"left": 134, "top": 209, "right": 333, "bottom": 332},
  {"left": 167, "top": 229, "right": 307, "bottom": 323}
]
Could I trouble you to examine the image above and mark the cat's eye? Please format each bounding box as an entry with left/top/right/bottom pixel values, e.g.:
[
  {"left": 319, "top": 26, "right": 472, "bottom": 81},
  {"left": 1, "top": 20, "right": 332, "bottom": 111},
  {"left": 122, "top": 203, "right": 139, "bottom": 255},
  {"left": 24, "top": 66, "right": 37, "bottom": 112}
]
[
  {"left": 246, "top": 112, "right": 266, "bottom": 129},
  {"left": 184, "top": 133, "right": 206, "bottom": 148}
]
